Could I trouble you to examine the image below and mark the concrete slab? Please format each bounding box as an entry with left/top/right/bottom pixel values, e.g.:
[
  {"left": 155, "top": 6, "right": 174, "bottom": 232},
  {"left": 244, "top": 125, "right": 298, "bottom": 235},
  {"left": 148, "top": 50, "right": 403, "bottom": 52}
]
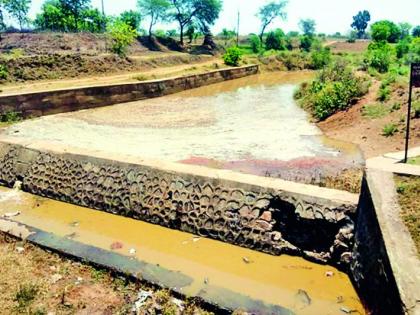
[{"left": 366, "top": 147, "right": 420, "bottom": 176}]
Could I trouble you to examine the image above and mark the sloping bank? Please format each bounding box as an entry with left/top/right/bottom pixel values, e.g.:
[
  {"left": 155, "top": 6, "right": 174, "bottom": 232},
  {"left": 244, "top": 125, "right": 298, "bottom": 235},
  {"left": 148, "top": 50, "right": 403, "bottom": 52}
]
[{"left": 0, "top": 65, "right": 258, "bottom": 118}]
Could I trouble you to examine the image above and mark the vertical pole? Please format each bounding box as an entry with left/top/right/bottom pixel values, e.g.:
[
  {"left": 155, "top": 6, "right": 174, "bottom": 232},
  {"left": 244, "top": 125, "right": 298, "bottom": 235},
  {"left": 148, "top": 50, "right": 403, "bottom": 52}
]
[
  {"left": 404, "top": 63, "right": 413, "bottom": 163},
  {"left": 101, "top": 0, "right": 105, "bottom": 16},
  {"left": 236, "top": 10, "right": 240, "bottom": 46}
]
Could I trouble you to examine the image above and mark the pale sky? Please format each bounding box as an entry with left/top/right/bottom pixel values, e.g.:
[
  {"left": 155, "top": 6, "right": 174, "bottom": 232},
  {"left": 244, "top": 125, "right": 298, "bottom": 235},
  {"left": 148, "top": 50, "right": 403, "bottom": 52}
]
[{"left": 26, "top": 0, "right": 420, "bottom": 35}]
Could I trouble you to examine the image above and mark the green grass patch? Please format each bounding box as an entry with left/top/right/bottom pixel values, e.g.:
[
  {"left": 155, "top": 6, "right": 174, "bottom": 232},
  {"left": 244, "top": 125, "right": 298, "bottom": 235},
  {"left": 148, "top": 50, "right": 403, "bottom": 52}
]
[
  {"left": 362, "top": 103, "right": 390, "bottom": 119},
  {"left": 407, "top": 156, "right": 420, "bottom": 166},
  {"left": 382, "top": 123, "right": 398, "bottom": 137}
]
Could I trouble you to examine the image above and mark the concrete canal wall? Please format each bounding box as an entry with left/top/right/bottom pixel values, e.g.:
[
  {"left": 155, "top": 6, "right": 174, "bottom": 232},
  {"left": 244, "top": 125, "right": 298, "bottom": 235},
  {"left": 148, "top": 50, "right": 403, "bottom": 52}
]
[
  {"left": 0, "top": 65, "right": 258, "bottom": 118},
  {"left": 0, "top": 139, "right": 358, "bottom": 267}
]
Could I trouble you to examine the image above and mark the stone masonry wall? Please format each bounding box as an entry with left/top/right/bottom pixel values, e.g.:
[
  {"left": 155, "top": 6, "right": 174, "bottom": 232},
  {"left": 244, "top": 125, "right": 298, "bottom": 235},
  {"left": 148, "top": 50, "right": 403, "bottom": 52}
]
[
  {"left": 0, "top": 142, "right": 357, "bottom": 267},
  {"left": 0, "top": 65, "right": 258, "bottom": 118}
]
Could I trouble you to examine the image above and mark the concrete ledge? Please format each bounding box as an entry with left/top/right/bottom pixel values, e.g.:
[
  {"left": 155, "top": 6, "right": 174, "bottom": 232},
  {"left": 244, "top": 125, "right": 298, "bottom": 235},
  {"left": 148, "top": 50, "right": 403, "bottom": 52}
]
[
  {"left": 0, "top": 138, "right": 358, "bottom": 267},
  {"left": 0, "top": 65, "right": 259, "bottom": 118},
  {"left": 351, "top": 170, "right": 420, "bottom": 315}
]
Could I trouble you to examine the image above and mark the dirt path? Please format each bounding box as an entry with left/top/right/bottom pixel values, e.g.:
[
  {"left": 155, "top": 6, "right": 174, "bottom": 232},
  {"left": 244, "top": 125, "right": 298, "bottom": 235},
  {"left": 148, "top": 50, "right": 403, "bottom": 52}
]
[
  {"left": 318, "top": 81, "right": 420, "bottom": 158},
  {"left": 0, "top": 55, "right": 220, "bottom": 95}
]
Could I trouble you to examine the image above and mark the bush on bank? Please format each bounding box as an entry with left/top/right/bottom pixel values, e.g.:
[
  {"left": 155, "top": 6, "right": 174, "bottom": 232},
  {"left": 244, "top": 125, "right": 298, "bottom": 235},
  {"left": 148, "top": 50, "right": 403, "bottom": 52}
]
[{"left": 295, "top": 60, "right": 369, "bottom": 120}]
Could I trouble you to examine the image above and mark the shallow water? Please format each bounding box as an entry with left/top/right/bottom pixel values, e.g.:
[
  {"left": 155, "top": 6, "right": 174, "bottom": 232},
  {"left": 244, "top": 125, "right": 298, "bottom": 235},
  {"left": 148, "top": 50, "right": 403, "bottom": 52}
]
[{"left": 0, "top": 187, "right": 365, "bottom": 314}]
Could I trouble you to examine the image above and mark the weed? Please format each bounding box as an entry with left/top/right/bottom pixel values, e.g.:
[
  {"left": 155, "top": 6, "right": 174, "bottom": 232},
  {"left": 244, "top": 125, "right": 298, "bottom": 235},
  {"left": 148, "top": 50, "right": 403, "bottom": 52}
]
[
  {"left": 133, "top": 75, "right": 149, "bottom": 81},
  {"left": 0, "top": 111, "right": 22, "bottom": 123},
  {"left": 14, "top": 283, "right": 38, "bottom": 309},
  {"left": 382, "top": 123, "right": 398, "bottom": 137},
  {"left": 90, "top": 268, "right": 107, "bottom": 281},
  {"left": 0, "top": 64, "right": 8, "bottom": 81},
  {"left": 413, "top": 101, "right": 420, "bottom": 119},
  {"left": 390, "top": 102, "right": 401, "bottom": 112},
  {"left": 377, "top": 86, "right": 391, "bottom": 102},
  {"left": 362, "top": 103, "right": 389, "bottom": 119}
]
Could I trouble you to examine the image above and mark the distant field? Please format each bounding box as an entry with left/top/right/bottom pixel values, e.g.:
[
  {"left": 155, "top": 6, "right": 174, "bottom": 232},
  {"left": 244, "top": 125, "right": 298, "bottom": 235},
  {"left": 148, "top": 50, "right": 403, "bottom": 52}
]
[{"left": 327, "top": 40, "right": 370, "bottom": 53}]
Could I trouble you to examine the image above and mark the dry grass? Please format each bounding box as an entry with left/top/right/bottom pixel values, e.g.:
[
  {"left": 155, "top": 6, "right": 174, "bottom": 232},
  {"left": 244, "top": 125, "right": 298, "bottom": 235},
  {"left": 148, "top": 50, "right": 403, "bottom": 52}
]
[
  {"left": 395, "top": 175, "right": 420, "bottom": 256},
  {"left": 0, "top": 233, "right": 213, "bottom": 315}
]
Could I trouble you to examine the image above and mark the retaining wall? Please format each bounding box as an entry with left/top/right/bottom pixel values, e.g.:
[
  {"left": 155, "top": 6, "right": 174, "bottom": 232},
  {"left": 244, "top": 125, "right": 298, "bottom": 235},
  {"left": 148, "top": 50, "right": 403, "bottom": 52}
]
[
  {"left": 0, "top": 140, "right": 358, "bottom": 267},
  {"left": 351, "top": 170, "right": 420, "bottom": 315},
  {"left": 0, "top": 65, "right": 258, "bottom": 118}
]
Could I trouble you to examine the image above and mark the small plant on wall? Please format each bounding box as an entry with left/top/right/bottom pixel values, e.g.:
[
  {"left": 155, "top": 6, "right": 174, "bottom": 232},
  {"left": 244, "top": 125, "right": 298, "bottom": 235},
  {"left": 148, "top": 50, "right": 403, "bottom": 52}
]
[{"left": 223, "top": 46, "right": 242, "bottom": 67}]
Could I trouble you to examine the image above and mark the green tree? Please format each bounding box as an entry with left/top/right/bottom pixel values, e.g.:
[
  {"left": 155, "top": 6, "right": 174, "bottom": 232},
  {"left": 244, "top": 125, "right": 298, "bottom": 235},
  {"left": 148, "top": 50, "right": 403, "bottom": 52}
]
[
  {"left": 249, "top": 34, "right": 261, "bottom": 53},
  {"left": 351, "top": 10, "right": 370, "bottom": 39},
  {"left": 220, "top": 28, "right": 235, "bottom": 45},
  {"left": 169, "top": 0, "right": 222, "bottom": 45},
  {"left": 59, "top": 0, "right": 91, "bottom": 31},
  {"left": 412, "top": 25, "right": 420, "bottom": 37},
  {"left": 365, "top": 41, "right": 394, "bottom": 73},
  {"left": 120, "top": 10, "right": 141, "bottom": 31},
  {"left": 4, "top": 0, "right": 31, "bottom": 30},
  {"left": 398, "top": 22, "right": 411, "bottom": 39},
  {"left": 34, "top": 0, "right": 68, "bottom": 31},
  {"left": 0, "top": 0, "right": 7, "bottom": 30},
  {"left": 265, "top": 28, "right": 286, "bottom": 50},
  {"left": 79, "top": 8, "right": 106, "bottom": 32},
  {"left": 257, "top": 1, "right": 287, "bottom": 43},
  {"left": 138, "top": 0, "right": 170, "bottom": 38},
  {"left": 299, "top": 18, "right": 315, "bottom": 37},
  {"left": 299, "top": 35, "right": 313, "bottom": 52},
  {"left": 107, "top": 19, "right": 137, "bottom": 57},
  {"left": 371, "top": 20, "right": 401, "bottom": 43}
]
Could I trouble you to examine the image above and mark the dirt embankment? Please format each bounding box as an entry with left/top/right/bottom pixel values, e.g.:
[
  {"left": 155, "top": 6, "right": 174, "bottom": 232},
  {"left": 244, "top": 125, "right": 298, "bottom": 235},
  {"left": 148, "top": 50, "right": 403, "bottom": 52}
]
[
  {"left": 318, "top": 81, "right": 420, "bottom": 158},
  {"left": 0, "top": 32, "right": 217, "bottom": 83}
]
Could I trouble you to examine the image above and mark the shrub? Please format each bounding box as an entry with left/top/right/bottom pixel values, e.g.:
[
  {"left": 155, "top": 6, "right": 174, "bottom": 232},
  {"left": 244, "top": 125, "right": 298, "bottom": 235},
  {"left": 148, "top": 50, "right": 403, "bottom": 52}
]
[
  {"left": 377, "top": 86, "right": 391, "bottom": 102},
  {"left": 364, "top": 41, "right": 394, "bottom": 73},
  {"left": 249, "top": 34, "right": 261, "bottom": 53},
  {"left": 299, "top": 35, "right": 313, "bottom": 52},
  {"left": 265, "top": 29, "right": 286, "bottom": 51},
  {"left": 107, "top": 19, "right": 137, "bottom": 57},
  {"left": 406, "top": 37, "right": 420, "bottom": 64},
  {"left": 396, "top": 39, "right": 410, "bottom": 59},
  {"left": 310, "top": 46, "right": 331, "bottom": 69},
  {"left": 0, "top": 111, "right": 22, "bottom": 123},
  {"left": 0, "top": 64, "right": 8, "bottom": 81},
  {"left": 382, "top": 123, "right": 398, "bottom": 137},
  {"left": 15, "top": 284, "right": 38, "bottom": 309},
  {"left": 296, "top": 60, "right": 369, "bottom": 120},
  {"left": 413, "top": 101, "right": 420, "bottom": 119},
  {"left": 413, "top": 26, "right": 420, "bottom": 37},
  {"left": 223, "top": 46, "right": 242, "bottom": 66},
  {"left": 276, "top": 51, "right": 311, "bottom": 70}
]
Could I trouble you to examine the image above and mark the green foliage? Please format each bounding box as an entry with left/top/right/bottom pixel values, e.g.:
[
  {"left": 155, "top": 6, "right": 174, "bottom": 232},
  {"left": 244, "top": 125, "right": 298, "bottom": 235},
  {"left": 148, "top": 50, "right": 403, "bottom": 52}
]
[
  {"left": 35, "top": 0, "right": 105, "bottom": 32},
  {"left": 119, "top": 10, "right": 142, "bottom": 31},
  {"left": 351, "top": 10, "right": 371, "bottom": 39},
  {"left": 413, "top": 26, "right": 420, "bottom": 37},
  {"left": 0, "top": 111, "right": 21, "bottom": 123},
  {"left": 3, "top": 0, "right": 31, "bottom": 30},
  {"left": 362, "top": 103, "right": 390, "bottom": 119},
  {"left": 396, "top": 38, "right": 410, "bottom": 59},
  {"left": 257, "top": 0, "right": 287, "bottom": 41},
  {"left": 276, "top": 51, "right": 311, "bottom": 70},
  {"left": 166, "top": 29, "right": 177, "bottom": 37},
  {"left": 364, "top": 41, "right": 394, "bottom": 73},
  {"left": 347, "top": 30, "right": 357, "bottom": 43},
  {"left": 223, "top": 46, "right": 242, "bottom": 66},
  {"left": 107, "top": 19, "right": 137, "bottom": 57},
  {"left": 406, "top": 37, "right": 420, "bottom": 64},
  {"left": 299, "top": 19, "right": 316, "bottom": 37},
  {"left": 399, "top": 22, "right": 412, "bottom": 39},
  {"left": 382, "top": 123, "right": 398, "bottom": 137},
  {"left": 413, "top": 101, "right": 420, "bottom": 119},
  {"left": 185, "top": 25, "right": 195, "bottom": 42},
  {"left": 0, "top": 64, "right": 8, "bottom": 80},
  {"left": 371, "top": 20, "right": 401, "bottom": 43},
  {"left": 138, "top": 0, "right": 170, "bottom": 37},
  {"left": 14, "top": 283, "right": 38, "bottom": 309},
  {"left": 310, "top": 46, "right": 331, "bottom": 69},
  {"left": 299, "top": 35, "right": 313, "bottom": 52},
  {"left": 377, "top": 86, "right": 391, "bottom": 102},
  {"left": 296, "top": 60, "right": 369, "bottom": 120},
  {"left": 265, "top": 28, "right": 286, "bottom": 50},
  {"left": 249, "top": 34, "right": 261, "bottom": 53}
]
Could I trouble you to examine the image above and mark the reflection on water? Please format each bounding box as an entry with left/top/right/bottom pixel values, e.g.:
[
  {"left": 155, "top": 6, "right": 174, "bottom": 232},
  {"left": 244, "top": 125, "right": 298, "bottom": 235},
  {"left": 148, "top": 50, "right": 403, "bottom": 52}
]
[{"left": 0, "top": 186, "right": 366, "bottom": 315}]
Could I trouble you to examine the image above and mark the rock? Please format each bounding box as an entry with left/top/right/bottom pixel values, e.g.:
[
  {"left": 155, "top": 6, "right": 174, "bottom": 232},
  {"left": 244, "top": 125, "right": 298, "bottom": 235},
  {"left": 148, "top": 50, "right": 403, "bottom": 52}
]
[
  {"left": 242, "top": 257, "right": 253, "bottom": 264},
  {"left": 259, "top": 211, "right": 272, "bottom": 222},
  {"left": 271, "top": 231, "right": 282, "bottom": 242},
  {"left": 129, "top": 248, "right": 136, "bottom": 255},
  {"left": 255, "top": 220, "right": 273, "bottom": 231},
  {"left": 325, "top": 271, "right": 334, "bottom": 277},
  {"left": 15, "top": 246, "right": 25, "bottom": 254},
  {"left": 340, "top": 252, "right": 352, "bottom": 264}
]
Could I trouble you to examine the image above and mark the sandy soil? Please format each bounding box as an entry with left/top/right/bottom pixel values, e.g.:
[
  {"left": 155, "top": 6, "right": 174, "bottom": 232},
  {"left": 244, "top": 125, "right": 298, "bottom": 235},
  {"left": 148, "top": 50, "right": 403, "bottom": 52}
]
[{"left": 318, "top": 81, "right": 420, "bottom": 158}]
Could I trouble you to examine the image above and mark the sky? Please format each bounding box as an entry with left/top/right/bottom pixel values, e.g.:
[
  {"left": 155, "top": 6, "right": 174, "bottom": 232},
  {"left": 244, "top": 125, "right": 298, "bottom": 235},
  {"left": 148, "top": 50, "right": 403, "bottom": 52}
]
[{"left": 26, "top": 0, "right": 420, "bottom": 35}]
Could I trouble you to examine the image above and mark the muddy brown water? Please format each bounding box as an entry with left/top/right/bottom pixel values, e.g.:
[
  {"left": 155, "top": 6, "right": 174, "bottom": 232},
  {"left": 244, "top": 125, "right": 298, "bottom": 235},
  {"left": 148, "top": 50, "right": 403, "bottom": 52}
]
[
  {"left": 3, "top": 71, "right": 363, "bottom": 185},
  {"left": 0, "top": 187, "right": 365, "bottom": 314}
]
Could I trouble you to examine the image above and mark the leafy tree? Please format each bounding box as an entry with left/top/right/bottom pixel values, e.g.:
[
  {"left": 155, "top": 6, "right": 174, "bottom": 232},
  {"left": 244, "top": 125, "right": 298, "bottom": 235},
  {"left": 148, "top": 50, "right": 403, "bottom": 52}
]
[
  {"left": 107, "top": 19, "right": 137, "bottom": 57},
  {"left": 34, "top": 0, "right": 68, "bottom": 31},
  {"left": 0, "top": 0, "right": 7, "bottom": 30},
  {"left": 351, "top": 10, "right": 370, "bottom": 39},
  {"left": 138, "top": 0, "right": 170, "bottom": 38},
  {"left": 396, "top": 38, "right": 410, "bottom": 59},
  {"left": 169, "top": 0, "right": 222, "bottom": 45},
  {"left": 79, "top": 8, "right": 106, "bottom": 32},
  {"left": 310, "top": 45, "right": 331, "bottom": 69},
  {"left": 59, "top": 0, "right": 91, "bottom": 31},
  {"left": 256, "top": 1, "right": 287, "bottom": 43},
  {"left": 265, "top": 28, "right": 286, "bottom": 50},
  {"left": 120, "top": 10, "right": 141, "bottom": 31},
  {"left": 4, "top": 0, "right": 31, "bottom": 30},
  {"left": 412, "top": 25, "right": 420, "bottom": 37},
  {"left": 185, "top": 24, "right": 195, "bottom": 42},
  {"left": 249, "top": 34, "right": 261, "bottom": 53},
  {"left": 220, "top": 28, "right": 235, "bottom": 45},
  {"left": 371, "top": 20, "right": 401, "bottom": 43},
  {"left": 398, "top": 22, "right": 411, "bottom": 39},
  {"left": 299, "top": 19, "right": 315, "bottom": 37},
  {"left": 299, "top": 35, "right": 313, "bottom": 52}
]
